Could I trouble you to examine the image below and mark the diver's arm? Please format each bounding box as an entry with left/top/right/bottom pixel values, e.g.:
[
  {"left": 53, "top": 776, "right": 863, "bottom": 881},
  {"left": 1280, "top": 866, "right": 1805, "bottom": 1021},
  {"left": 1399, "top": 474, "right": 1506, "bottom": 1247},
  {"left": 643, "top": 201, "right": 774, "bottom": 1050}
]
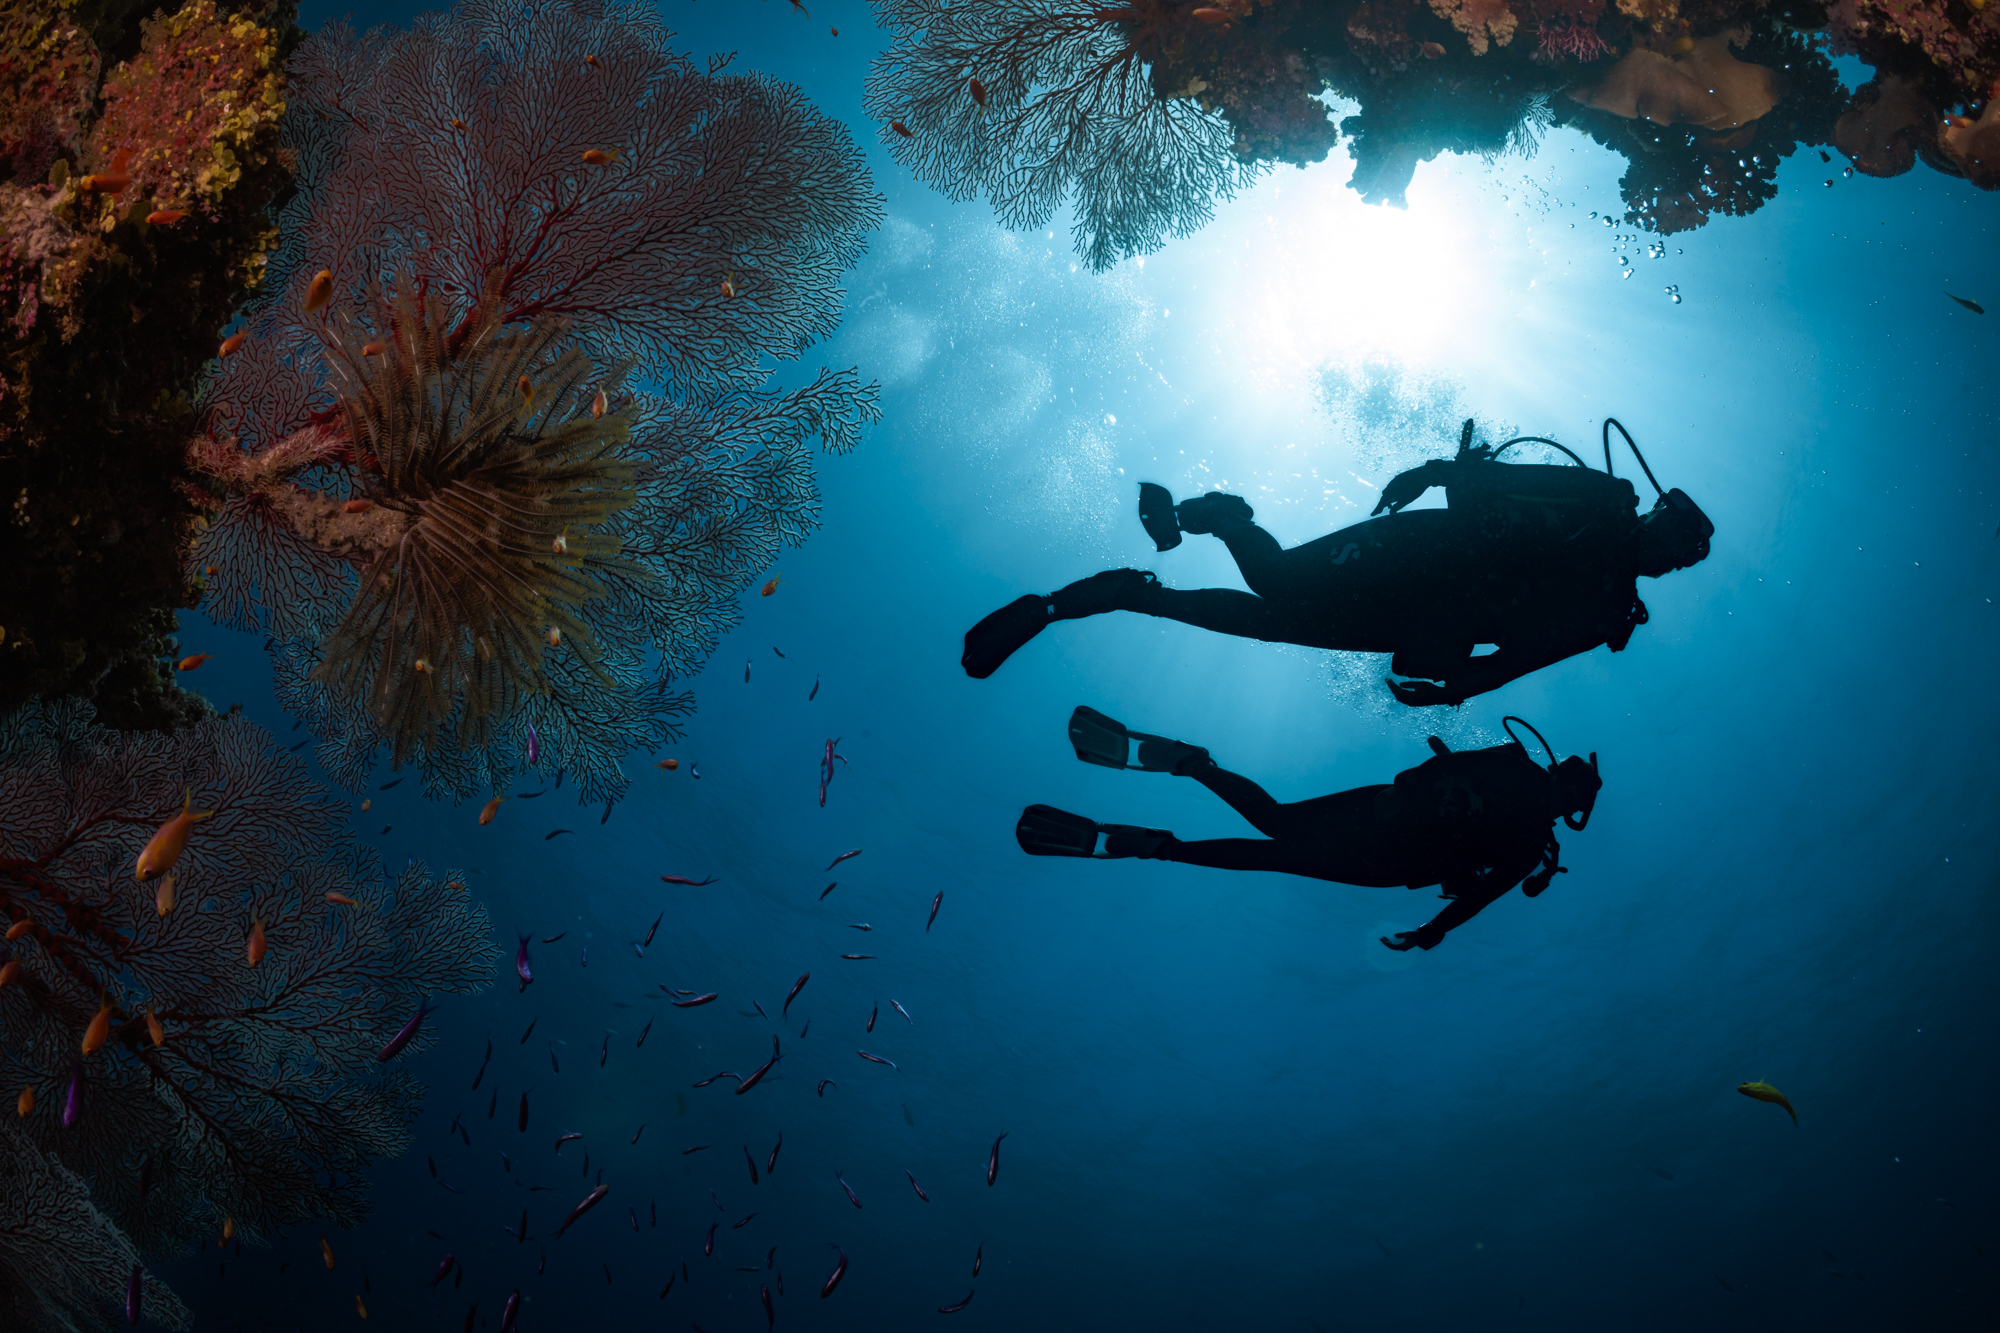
[
  {"left": 1381, "top": 886, "right": 1496, "bottom": 951},
  {"left": 1386, "top": 627, "right": 1602, "bottom": 707},
  {"left": 1370, "top": 459, "right": 1455, "bottom": 516}
]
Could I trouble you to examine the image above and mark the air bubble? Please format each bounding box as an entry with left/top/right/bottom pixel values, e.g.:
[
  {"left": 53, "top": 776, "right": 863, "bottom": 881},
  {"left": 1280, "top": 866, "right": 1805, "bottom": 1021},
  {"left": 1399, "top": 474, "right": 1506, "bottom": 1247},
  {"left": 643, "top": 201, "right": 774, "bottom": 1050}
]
[
  {"left": 1843, "top": 166, "right": 1854, "bottom": 178},
  {"left": 1622, "top": 270, "right": 1633, "bottom": 279},
  {"left": 1671, "top": 293, "right": 1682, "bottom": 303}
]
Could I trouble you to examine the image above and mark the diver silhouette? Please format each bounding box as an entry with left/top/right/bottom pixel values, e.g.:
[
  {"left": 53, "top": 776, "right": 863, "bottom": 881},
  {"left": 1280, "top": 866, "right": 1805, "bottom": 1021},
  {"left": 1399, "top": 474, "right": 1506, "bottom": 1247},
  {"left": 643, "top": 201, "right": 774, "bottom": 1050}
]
[
  {"left": 962, "top": 419, "right": 1714, "bottom": 706},
  {"left": 1020, "top": 708, "right": 1602, "bottom": 952}
]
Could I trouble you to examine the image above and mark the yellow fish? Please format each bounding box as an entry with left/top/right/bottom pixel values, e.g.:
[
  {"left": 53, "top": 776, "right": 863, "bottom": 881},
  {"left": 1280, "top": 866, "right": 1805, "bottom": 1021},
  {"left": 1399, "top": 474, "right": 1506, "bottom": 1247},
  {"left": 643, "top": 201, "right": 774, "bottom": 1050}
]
[
  {"left": 355, "top": 1294, "right": 369, "bottom": 1320},
  {"left": 82, "top": 993, "right": 112, "bottom": 1055},
  {"left": 135, "top": 789, "right": 213, "bottom": 882},
  {"left": 1737, "top": 1080, "right": 1796, "bottom": 1125}
]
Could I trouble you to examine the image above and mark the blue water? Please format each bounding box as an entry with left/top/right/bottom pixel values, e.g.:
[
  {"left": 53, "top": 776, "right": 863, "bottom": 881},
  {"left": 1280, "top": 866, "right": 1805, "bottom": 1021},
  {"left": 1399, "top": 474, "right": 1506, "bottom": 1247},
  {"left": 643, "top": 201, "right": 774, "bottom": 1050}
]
[{"left": 167, "top": 2, "right": 2000, "bottom": 1328}]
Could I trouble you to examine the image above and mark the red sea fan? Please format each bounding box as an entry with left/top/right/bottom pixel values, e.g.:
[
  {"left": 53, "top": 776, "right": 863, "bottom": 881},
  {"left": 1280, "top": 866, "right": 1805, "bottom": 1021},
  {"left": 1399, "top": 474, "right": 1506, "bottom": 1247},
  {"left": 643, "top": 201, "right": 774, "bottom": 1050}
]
[{"left": 0, "top": 698, "right": 497, "bottom": 1263}]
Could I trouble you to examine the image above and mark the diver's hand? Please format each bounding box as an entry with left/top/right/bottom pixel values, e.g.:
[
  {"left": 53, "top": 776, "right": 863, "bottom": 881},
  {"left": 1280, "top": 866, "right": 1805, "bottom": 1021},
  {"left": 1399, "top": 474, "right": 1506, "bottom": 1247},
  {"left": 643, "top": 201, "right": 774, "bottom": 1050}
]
[
  {"left": 1380, "top": 932, "right": 1418, "bottom": 952},
  {"left": 1371, "top": 461, "right": 1445, "bottom": 516},
  {"left": 1384, "top": 676, "right": 1456, "bottom": 707}
]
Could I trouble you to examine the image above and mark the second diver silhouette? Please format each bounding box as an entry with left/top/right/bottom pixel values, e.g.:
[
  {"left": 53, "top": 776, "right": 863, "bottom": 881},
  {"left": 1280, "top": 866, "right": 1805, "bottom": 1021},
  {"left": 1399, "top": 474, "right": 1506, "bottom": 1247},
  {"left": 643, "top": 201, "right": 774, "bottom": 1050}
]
[
  {"left": 963, "top": 419, "right": 1713, "bottom": 706},
  {"left": 1019, "top": 708, "right": 1602, "bottom": 952}
]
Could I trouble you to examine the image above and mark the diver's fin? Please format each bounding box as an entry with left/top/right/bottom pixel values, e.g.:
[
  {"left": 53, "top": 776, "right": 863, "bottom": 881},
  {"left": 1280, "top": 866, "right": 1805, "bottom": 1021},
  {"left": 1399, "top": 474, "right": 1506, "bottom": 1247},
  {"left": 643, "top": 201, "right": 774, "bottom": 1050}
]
[
  {"left": 1098, "top": 824, "right": 1175, "bottom": 859},
  {"left": 1069, "top": 707, "right": 1132, "bottom": 769},
  {"left": 1015, "top": 805, "right": 1101, "bottom": 858},
  {"left": 1137, "top": 483, "right": 1182, "bottom": 552},
  {"left": 1069, "top": 707, "right": 1208, "bottom": 774},
  {"left": 1427, "top": 736, "right": 1451, "bottom": 758},
  {"left": 962, "top": 594, "right": 1051, "bottom": 679}
]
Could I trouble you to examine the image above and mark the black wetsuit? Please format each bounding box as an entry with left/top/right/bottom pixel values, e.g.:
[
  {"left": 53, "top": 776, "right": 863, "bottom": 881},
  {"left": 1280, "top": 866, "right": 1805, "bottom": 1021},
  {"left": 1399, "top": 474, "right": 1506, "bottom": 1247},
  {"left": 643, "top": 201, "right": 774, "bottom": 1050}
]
[
  {"left": 1118, "top": 457, "right": 1652, "bottom": 704},
  {"left": 1160, "top": 742, "right": 1565, "bottom": 949}
]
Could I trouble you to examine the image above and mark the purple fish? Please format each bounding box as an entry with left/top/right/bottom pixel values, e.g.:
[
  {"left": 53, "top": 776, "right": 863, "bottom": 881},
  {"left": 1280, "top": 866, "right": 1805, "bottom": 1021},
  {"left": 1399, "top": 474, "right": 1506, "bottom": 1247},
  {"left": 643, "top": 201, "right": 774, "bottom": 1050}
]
[
  {"left": 782, "top": 972, "right": 809, "bottom": 1017},
  {"left": 892, "top": 1000, "right": 913, "bottom": 1025},
  {"left": 555, "top": 1132, "right": 583, "bottom": 1154},
  {"left": 556, "top": 1184, "right": 609, "bottom": 1237},
  {"left": 906, "top": 1170, "right": 929, "bottom": 1202},
  {"left": 500, "top": 1290, "right": 521, "bottom": 1333},
  {"left": 62, "top": 1056, "right": 82, "bottom": 1127},
  {"left": 526, "top": 722, "right": 540, "bottom": 766},
  {"left": 660, "top": 874, "right": 718, "bottom": 887},
  {"left": 825, "top": 848, "right": 862, "bottom": 872},
  {"left": 836, "top": 1171, "right": 862, "bottom": 1209},
  {"left": 743, "top": 1145, "right": 760, "bottom": 1185},
  {"left": 927, "top": 891, "right": 943, "bottom": 932},
  {"left": 125, "top": 1262, "right": 141, "bottom": 1324},
  {"left": 767, "top": 1133, "right": 782, "bottom": 1174},
  {"left": 988, "top": 1130, "right": 1007, "bottom": 1186},
  {"left": 820, "top": 1245, "right": 847, "bottom": 1298},
  {"left": 376, "top": 998, "right": 437, "bottom": 1062},
  {"left": 734, "top": 1036, "right": 782, "bottom": 1095},
  {"left": 856, "top": 1050, "right": 896, "bottom": 1070},
  {"left": 761, "top": 1283, "right": 775, "bottom": 1329},
  {"left": 429, "top": 1253, "right": 455, "bottom": 1290},
  {"left": 515, "top": 934, "right": 533, "bottom": 990},
  {"left": 704, "top": 1222, "right": 716, "bottom": 1256},
  {"left": 938, "top": 1289, "right": 975, "bottom": 1314},
  {"left": 672, "top": 993, "right": 719, "bottom": 1009}
]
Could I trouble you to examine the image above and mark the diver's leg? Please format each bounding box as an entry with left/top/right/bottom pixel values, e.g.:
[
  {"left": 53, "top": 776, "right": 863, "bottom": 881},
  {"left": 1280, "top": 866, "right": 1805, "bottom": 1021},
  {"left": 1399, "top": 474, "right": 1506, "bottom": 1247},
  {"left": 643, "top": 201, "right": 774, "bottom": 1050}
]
[
  {"left": 962, "top": 568, "right": 1163, "bottom": 679},
  {"left": 1138, "top": 587, "right": 1341, "bottom": 649},
  {"left": 1154, "top": 837, "right": 1339, "bottom": 881}
]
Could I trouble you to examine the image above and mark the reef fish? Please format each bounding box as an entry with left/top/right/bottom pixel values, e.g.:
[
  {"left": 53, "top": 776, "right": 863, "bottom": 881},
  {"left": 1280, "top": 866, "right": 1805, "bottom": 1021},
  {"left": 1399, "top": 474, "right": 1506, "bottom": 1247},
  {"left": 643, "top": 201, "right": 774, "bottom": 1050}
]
[
  {"left": 303, "top": 269, "right": 334, "bottom": 313},
  {"left": 377, "top": 999, "right": 436, "bottom": 1062},
  {"left": 988, "top": 1130, "right": 1007, "bottom": 1186},
  {"left": 892, "top": 1000, "right": 913, "bottom": 1025},
  {"left": 938, "top": 1289, "right": 975, "bottom": 1313},
  {"left": 1737, "top": 1081, "right": 1797, "bottom": 1124},
  {"left": 62, "top": 1057, "right": 82, "bottom": 1127},
  {"left": 1946, "top": 292, "right": 1985, "bottom": 314},
  {"left": 245, "top": 917, "right": 267, "bottom": 967},
  {"left": 556, "top": 1184, "right": 609, "bottom": 1237},
  {"left": 783, "top": 972, "right": 810, "bottom": 1017},
  {"left": 500, "top": 1290, "right": 521, "bottom": 1333},
  {"left": 767, "top": 1133, "right": 783, "bottom": 1174},
  {"left": 735, "top": 1037, "right": 782, "bottom": 1094},
  {"left": 525, "top": 723, "right": 540, "bottom": 766},
  {"left": 82, "top": 994, "right": 113, "bottom": 1055},
  {"left": 642, "top": 912, "right": 663, "bottom": 948},
  {"left": 821, "top": 1245, "right": 848, "bottom": 1298},
  {"left": 516, "top": 935, "right": 534, "bottom": 989},
  {"left": 479, "top": 795, "right": 508, "bottom": 825},
  {"left": 825, "top": 848, "right": 862, "bottom": 872},
  {"left": 818, "top": 736, "right": 846, "bottom": 808},
  {"left": 430, "top": 1253, "right": 455, "bottom": 1290},
  {"left": 660, "top": 874, "right": 718, "bottom": 887},
  {"left": 126, "top": 1262, "right": 142, "bottom": 1323},
  {"left": 857, "top": 1050, "right": 896, "bottom": 1069},
  {"left": 761, "top": 574, "right": 784, "bottom": 596},
  {"left": 672, "top": 993, "right": 719, "bottom": 1008},
  {"left": 134, "top": 790, "right": 213, "bottom": 881},
  {"left": 927, "top": 891, "right": 943, "bottom": 932},
  {"left": 906, "top": 1170, "right": 929, "bottom": 1202},
  {"left": 176, "top": 653, "right": 213, "bottom": 671}
]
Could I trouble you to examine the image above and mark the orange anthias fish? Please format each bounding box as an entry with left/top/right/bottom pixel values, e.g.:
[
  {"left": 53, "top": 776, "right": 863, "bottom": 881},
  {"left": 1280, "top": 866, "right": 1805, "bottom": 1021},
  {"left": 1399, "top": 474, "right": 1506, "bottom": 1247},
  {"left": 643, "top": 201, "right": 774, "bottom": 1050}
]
[
  {"left": 343, "top": 499, "right": 372, "bottom": 514},
  {"left": 80, "top": 147, "right": 134, "bottom": 194},
  {"left": 303, "top": 268, "right": 334, "bottom": 313},
  {"left": 584, "top": 54, "right": 602, "bottom": 69},
  {"left": 135, "top": 789, "right": 214, "bottom": 882},
  {"left": 356, "top": 1294, "right": 369, "bottom": 1320},
  {"left": 451, "top": 117, "right": 467, "bottom": 131},
  {"left": 177, "top": 652, "right": 213, "bottom": 671},
  {"left": 552, "top": 527, "right": 569, "bottom": 555},
  {"left": 15, "top": 1087, "right": 31, "bottom": 1118},
  {"left": 361, "top": 340, "right": 386, "bottom": 356},
  {"left": 891, "top": 121, "right": 913, "bottom": 137},
  {"left": 1191, "top": 6, "right": 1231, "bottom": 21},
  {"left": 518, "top": 375, "right": 534, "bottom": 407},
  {"left": 146, "top": 209, "right": 188, "bottom": 226},
  {"left": 221, "top": 1216, "right": 235, "bottom": 1243},
  {"left": 478, "top": 794, "right": 508, "bottom": 825},
  {"left": 219, "top": 330, "right": 246, "bottom": 357},
  {"left": 581, "top": 149, "right": 621, "bottom": 165},
  {"left": 0, "top": 961, "right": 17, "bottom": 988},
  {"left": 761, "top": 574, "right": 783, "bottom": 597},
  {"left": 246, "top": 916, "right": 268, "bottom": 967},
  {"left": 1421, "top": 40, "right": 1446, "bottom": 57},
  {"left": 721, "top": 272, "right": 741, "bottom": 298},
  {"left": 145, "top": 1007, "right": 165, "bottom": 1047},
  {"left": 326, "top": 891, "right": 361, "bottom": 907},
  {"left": 4, "top": 918, "right": 31, "bottom": 942},
  {"left": 968, "top": 77, "right": 987, "bottom": 106},
  {"left": 413, "top": 658, "right": 433, "bottom": 675},
  {"left": 656, "top": 758, "right": 678, "bottom": 770},
  {"left": 154, "top": 876, "right": 175, "bottom": 916},
  {"left": 82, "top": 994, "right": 113, "bottom": 1055},
  {"left": 546, "top": 627, "right": 561, "bottom": 648},
  {"left": 591, "top": 387, "right": 608, "bottom": 419},
  {"left": 321, "top": 1235, "right": 335, "bottom": 1269}
]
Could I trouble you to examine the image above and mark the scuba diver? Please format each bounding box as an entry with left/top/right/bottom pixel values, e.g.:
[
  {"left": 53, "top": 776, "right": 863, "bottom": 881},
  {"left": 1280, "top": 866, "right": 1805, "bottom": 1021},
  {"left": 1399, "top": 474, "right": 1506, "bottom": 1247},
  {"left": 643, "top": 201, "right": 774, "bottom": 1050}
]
[
  {"left": 1018, "top": 708, "right": 1602, "bottom": 952},
  {"left": 962, "top": 419, "right": 1713, "bottom": 706}
]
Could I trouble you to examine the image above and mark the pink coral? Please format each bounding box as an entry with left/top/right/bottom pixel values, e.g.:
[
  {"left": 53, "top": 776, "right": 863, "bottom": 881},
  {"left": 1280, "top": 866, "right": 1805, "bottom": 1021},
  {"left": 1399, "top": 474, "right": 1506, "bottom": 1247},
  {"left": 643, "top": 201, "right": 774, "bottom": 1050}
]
[{"left": 1535, "top": 16, "right": 1611, "bottom": 61}]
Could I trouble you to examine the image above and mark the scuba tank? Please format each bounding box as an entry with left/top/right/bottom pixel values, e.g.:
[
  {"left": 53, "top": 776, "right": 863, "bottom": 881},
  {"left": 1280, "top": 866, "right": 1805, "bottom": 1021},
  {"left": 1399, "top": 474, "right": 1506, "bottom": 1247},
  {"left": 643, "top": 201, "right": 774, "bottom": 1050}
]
[{"left": 1441, "top": 418, "right": 1643, "bottom": 545}]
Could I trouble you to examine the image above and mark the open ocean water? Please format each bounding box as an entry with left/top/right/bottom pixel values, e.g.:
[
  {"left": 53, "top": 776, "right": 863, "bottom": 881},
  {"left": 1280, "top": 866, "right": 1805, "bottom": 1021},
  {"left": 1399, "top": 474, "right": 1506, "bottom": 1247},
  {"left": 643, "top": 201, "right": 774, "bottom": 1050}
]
[{"left": 159, "top": 1, "right": 1999, "bottom": 1328}]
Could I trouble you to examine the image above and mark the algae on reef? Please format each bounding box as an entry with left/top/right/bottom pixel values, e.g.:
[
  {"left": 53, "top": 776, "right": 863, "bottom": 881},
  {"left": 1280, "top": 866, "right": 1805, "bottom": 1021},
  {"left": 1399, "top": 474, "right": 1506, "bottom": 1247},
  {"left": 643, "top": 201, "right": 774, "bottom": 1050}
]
[{"left": 0, "top": 0, "right": 303, "bottom": 730}]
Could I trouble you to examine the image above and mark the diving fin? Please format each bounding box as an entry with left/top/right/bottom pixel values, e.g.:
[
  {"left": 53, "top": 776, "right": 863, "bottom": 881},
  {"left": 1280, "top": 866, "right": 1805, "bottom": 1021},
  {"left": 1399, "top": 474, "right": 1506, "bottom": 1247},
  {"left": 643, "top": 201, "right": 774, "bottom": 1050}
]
[
  {"left": 1068, "top": 706, "right": 1208, "bottom": 774},
  {"left": 1137, "top": 483, "right": 1181, "bottom": 552},
  {"left": 1016, "top": 805, "right": 1102, "bottom": 858}
]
